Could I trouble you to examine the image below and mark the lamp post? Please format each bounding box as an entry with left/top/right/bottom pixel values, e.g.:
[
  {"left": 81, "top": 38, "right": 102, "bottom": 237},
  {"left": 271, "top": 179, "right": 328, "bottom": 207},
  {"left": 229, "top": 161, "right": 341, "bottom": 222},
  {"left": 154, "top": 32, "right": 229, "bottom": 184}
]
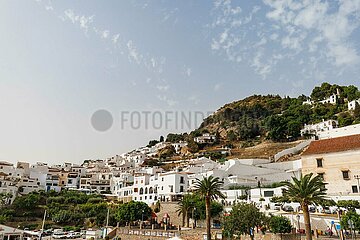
[
  {"left": 296, "top": 214, "right": 300, "bottom": 230},
  {"left": 296, "top": 214, "right": 300, "bottom": 240},
  {"left": 141, "top": 210, "right": 144, "bottom": 229},
  {"left": 192, "top": 207, "right": 197, "bottom": 228},
  {"left": 255, "top": 177, "right": 262, "bottom": 197}
]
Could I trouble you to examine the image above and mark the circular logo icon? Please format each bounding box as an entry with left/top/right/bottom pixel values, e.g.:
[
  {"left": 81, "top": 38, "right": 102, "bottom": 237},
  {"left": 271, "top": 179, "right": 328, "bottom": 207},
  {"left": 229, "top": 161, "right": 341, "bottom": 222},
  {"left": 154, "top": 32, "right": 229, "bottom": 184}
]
[{"left": 91, "top": 109, "right": 113, "bottom": 132}]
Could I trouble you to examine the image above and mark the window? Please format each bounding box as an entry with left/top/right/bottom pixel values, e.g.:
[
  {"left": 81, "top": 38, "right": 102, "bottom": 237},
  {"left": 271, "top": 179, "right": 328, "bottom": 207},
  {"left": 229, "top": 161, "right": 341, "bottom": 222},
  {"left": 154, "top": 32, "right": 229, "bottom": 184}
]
[
  {"left": 317, "top": 173, "right": 324, "bottom": 180},
  {"left": 342, "top": 171, "right": 350, "bottom": 180},
  {"left": 352, "top": 186, "right": 358, "bottom": 193},
  {"left": 180, "top": 186, "right": 184, "bottom": 192},
  {"left": 180, "top": 177, "right": 184, "bottom": 184},
  {"left": 170, "top": 185, "right": 173, "bottom": 192},
  {"left": 162, "top": 178, "right": 164, "bottom": 181},
  {"left": 264, "top": 191, "right": 274, "bottom": 197},
  {"left": 316, "top": 158, "right": 323, "bottom": 168}
]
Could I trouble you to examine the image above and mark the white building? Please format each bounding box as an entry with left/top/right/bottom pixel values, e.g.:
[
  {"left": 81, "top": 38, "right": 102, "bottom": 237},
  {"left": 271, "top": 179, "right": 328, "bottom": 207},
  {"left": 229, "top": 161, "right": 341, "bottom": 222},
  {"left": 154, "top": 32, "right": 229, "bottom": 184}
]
[
  {"left": 194, "top": 133, "right": 216, "bottom": 144},
  {"left": 171, "top": 142, "right": 188, "bottom": 154},
  {"left": 348, "top": 99, "right": 360, "bottom": 111},
  {"left": 157, "top": 172, "right": 188, "bottom": 202},
  {"left": 0, "top": 174, "right": 18, "bottom": 204},
  {"left": 317, "top": 123, "right": 360, "bottom": 140},
  {"left": 300, "top": 119, "right": 338, "bottom": 137},
  {"left": 132, "top": 174, "right": 158, "bottom": 204},
  {"left": 302, "top": 134, "right": 360, "bottom": 200},
  {"left": 302, "top": 99, "right": 314, "bottom": 105},
  {"left": 18, "top": 177, "right": 41, "bottom": 194},
  {"left": 319, "top": 94, "right": 337, "bottom": 104}
]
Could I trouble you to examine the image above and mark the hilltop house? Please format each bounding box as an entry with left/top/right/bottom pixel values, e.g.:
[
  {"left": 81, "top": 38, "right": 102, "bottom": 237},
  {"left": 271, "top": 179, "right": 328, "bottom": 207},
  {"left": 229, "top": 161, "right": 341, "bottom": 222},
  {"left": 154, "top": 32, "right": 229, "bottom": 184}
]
[
  {"left": 300, "top": 119, "right": 338, "bottom": 137},
  {"left": 348, "top": 99, "right": 360, "bottom": 110},
  {"left": 194, "top": 133, "right": 216, "bottom": 144}
]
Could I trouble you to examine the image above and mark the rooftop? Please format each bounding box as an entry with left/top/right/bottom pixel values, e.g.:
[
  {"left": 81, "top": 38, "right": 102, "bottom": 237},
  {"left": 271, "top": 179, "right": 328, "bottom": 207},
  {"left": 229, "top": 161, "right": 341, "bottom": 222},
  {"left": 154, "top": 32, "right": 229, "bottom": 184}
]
[{"left": 302, "top": 134, "right": 360, "bottom": 156}]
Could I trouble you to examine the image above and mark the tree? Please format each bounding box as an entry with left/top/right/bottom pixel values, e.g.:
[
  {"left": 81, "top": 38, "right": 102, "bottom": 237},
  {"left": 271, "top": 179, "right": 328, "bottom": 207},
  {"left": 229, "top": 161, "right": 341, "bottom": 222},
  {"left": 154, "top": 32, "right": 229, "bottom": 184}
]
[
  {"left": 227, "top": 130, "right": 237, "bottom": 141},
  {"left": 187, "top": 139, "right": 199, "bottom": 153},
  {"left": 223, "top": 202, "right": 265, "bottom": 240},
  {"left": 0, "top": 193, "right": 13, "bottom": 205},
  {"left": 193, "top": 176, "right": 225, "bottom": 240},
  {"left": 13, "top": 193, "right": 40, "bottom": 210},
  {"left": 166, "top": 133, "right": 185, "bottom": 143},
  {"left": 147, "top": 140, "right": 159, "bottom": 147},
  {"left": 153, "top": 200, "right": 161, "bottom": 213},
  {"left": 115, "top": 201, "right": 152, "bottom": 225},
  {"left": 265, "top": 115, "right": 287, "bottom": 141},
  {"left": 193, "top": 199, "right": 224, "bottom": 222},
  {"left": 269, "top": 215, "right": 292, "bottom": 235},
  {"left": 282, "top": 173, "right": 327, "bottom": 240},
  {"left": 340, "top": 210, "right": 360, "bottom": 231},
  {"left": 176, "top": 194, "right": 195, "bottom": 227},
  {"left": 337, "top": 200, "right": 360, "bottom": 210},
  {"left": 159, "top": 135, "right": 164, "bottom": 142}
]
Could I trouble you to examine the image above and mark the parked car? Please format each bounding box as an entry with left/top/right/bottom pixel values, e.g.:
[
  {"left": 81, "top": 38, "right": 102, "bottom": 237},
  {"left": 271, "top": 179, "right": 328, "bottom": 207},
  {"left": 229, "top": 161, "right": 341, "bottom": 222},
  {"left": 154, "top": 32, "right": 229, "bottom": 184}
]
[
  {"left": 52, "top": 229, "right": 67, "bottom": 239},
  {"left": 67, "top": 231, "right": 81, "bottom": 239},
  {"left": 270, "top": 203, "right": 282, "bottom": 210},
  {"left": 309, "top": 206, "right": 316, "bottom": 213},
  {"left": 282, "top": 205, "right": 294, "bottom": 212}
]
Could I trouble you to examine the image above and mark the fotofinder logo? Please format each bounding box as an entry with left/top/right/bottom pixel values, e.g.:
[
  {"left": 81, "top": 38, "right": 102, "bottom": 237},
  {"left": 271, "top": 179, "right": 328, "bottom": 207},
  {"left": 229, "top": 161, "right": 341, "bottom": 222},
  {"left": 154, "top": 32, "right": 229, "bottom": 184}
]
[{"left": 90, "top": 109, "right": 213, "bottom": 132}]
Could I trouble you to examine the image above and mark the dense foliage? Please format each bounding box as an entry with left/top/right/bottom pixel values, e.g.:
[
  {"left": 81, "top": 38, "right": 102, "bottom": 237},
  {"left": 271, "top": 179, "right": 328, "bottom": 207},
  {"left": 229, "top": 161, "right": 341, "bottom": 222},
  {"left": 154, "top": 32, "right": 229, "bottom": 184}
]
[
  {"left": 198, "top": 83, "right": 360, "bottom": 142},
  {"left": 223, "top": 202, "right": 266, "bottom": 240},
  {"left": 269, "top": 215, "right": 292, "bottom": 234},
  {"left": 337, "top": 200, "right": 360, "bottom": 210},
  {"left": 114, "top": 200, "right": 152, "bottom": 224},
  {"left": 176, "top": 194, "right": 224, "bottom": 227},
  {"left": 340, "top": 211, "right": 360, "bottom": 231},
  {"left": 0, "top": 190, "right": 115, "bottom": 229}
]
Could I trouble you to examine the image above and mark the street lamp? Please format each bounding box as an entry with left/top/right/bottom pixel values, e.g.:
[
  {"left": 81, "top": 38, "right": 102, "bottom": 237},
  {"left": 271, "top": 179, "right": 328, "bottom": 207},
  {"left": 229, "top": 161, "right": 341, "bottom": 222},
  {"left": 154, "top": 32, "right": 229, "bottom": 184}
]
[
  {"left": 192, "top": 207, "right": 197, "bottom": 228},
  {"left": 296, "top": 214, "right": 300, "bottom": 230},
  {"left": 255, "top": 177, "right": 262, "bottom": 197},
  {"left": 141, "top": 210, "right": 144, "bottom": 229}
]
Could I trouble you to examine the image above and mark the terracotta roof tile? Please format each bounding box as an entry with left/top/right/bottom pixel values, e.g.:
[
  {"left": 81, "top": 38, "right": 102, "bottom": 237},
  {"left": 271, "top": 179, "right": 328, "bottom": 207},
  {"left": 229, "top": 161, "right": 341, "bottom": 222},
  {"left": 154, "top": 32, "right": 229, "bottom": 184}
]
[{"left": 302, "top": 134, "right": 360, "bottom": 156}]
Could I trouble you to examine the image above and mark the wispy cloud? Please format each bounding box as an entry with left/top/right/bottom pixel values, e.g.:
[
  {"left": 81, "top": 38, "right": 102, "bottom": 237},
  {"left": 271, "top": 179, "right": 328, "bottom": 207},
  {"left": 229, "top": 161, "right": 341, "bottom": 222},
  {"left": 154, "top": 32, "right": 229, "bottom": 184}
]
[
  {"left": 52, "top": 5, "right": 177, "bottom": 107},
  {"left": 208, "top": 0, "right": 360, "bottom": 80}
]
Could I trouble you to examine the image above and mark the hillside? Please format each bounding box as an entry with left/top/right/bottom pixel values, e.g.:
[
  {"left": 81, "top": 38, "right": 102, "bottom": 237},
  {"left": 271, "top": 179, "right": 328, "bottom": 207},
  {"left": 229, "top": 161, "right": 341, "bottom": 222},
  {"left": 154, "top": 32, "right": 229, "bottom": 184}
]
[
  {"left": 150, "top": 83, "right": 360, "bottom": 161},
  {"left": 196, "top": 82, "right": 360, "bottom": 142}
]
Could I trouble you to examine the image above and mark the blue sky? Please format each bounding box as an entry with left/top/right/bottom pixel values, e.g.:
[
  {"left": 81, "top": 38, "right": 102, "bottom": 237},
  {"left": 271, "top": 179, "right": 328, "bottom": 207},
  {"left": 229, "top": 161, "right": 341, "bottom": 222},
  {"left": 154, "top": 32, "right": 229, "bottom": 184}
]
[{"left": 0, "top": 0, "right": 360, "bottom": 164}]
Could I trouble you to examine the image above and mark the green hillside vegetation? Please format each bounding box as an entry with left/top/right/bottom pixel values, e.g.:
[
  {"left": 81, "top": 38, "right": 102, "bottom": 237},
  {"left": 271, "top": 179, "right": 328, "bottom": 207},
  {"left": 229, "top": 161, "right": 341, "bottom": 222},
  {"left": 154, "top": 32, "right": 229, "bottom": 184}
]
[
  {"left": 199, "top": 82, "right": 360, "bottom": 142},
  {"left": 146, "top": 83, "right": 360, "bottom": 161},
  {"left": 0, "top": 190, "right": 152, "bottom": 230}
]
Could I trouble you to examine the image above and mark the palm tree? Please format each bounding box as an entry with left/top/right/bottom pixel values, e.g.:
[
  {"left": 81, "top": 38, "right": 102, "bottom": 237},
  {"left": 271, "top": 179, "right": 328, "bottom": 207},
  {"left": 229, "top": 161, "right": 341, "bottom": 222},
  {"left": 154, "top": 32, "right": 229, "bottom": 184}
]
[
  {"left": 176, "top": 194, "right": 194, "bottom": 227},
  {"left": 282, "top": 173, "right": 327, "bottom": 240},
  {"left": 194, "top": 176, "right": 225, "bottom": 240}
]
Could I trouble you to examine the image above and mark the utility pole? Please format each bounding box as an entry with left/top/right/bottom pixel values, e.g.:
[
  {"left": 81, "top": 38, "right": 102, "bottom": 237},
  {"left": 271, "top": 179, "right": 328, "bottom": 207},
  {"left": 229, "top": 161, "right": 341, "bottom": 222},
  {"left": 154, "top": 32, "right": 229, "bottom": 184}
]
[
  {"left": 40, "top": 210, "right": 46, "bottom": 240},
  {"left": 105, "top": 208, "right": 110, "bottom": 237}
]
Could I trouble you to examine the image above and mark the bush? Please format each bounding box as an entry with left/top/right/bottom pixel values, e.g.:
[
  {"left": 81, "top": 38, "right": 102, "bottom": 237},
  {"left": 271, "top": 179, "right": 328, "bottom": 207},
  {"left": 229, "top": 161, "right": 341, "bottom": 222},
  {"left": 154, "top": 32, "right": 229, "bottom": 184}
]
[
  {"left": 269, "top": 215, "right": 292, "bottom": 234},
  {"left": 87, "top": 198, "right": 103, "bottom": 204}
]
